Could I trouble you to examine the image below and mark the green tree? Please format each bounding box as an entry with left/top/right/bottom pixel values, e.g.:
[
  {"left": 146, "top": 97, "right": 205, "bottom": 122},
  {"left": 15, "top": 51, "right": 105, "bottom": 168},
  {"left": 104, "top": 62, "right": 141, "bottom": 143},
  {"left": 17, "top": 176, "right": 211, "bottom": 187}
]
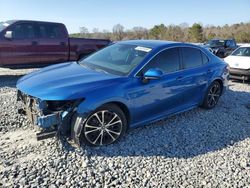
[
  {"left": 207, "top": 32, "right": 216, "bottom": 40},
  {"left": 188, "top": 23, "right": 204, "bottom": 42},
  {"left": 149, "top": 24, "right": 167, "bottom": 39}
]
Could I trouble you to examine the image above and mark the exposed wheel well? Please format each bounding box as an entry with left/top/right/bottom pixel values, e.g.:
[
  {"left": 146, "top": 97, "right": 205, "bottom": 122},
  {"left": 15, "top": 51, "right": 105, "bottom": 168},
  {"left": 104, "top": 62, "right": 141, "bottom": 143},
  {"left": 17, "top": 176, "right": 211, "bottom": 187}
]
[
  {"left": 214, "top": 79, "right": 223, "bottom": 93},
  {"left": 104, "top": 102, "right": 130, "bottom": 125}
]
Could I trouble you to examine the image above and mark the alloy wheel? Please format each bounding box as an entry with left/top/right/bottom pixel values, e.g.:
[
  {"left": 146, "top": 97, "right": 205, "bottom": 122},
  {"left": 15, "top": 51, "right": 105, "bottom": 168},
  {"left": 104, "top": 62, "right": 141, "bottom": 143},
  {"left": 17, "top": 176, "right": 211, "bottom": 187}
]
[
  {"left": 207, "top": 82, "right": 221, "bottom": 108},
  {"left": 84, "top": 110, "right": 123, "bottom": 146}
]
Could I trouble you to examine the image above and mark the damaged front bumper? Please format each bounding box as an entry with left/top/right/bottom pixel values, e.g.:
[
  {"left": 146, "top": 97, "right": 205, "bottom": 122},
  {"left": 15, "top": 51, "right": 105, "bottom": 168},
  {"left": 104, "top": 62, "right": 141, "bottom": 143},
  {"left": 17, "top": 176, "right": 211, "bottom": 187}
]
[{"left": 17, "top": 90, "right": 71, "bottom": 140}]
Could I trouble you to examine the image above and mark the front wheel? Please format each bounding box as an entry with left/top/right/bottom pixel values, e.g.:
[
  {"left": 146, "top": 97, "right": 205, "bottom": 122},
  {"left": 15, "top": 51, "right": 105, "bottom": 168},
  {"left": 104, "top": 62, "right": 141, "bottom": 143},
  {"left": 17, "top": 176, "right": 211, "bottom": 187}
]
[
  {"left": 78, "top": 104, "right": 127, "bottom": 146},
  {"left": 202, "top": 81, "right": 222, "bottom": 109}
]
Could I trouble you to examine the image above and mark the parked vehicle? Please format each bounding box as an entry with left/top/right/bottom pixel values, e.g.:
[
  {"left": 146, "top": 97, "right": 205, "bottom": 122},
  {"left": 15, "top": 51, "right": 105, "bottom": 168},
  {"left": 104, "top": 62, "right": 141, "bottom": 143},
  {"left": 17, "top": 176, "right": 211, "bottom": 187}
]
[
  {"left": 224, "top": 45, "right": 250, "bottom": 82},
  {"left": 0, "top": 20, "right": 110, "bottom": 68},
  {"left": 203, "top": 38, "right": 238, "bottom": 58},
  {"left": 16, "top": 40, "right": 229, "bottom": 146}
]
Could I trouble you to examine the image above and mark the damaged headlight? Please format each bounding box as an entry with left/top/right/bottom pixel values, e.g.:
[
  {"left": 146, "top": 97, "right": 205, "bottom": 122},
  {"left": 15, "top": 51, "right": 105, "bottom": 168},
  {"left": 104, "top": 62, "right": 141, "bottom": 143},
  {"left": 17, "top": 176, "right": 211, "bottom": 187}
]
[{"left": 46, "top": 100, "right": 77, "bottom": 111}]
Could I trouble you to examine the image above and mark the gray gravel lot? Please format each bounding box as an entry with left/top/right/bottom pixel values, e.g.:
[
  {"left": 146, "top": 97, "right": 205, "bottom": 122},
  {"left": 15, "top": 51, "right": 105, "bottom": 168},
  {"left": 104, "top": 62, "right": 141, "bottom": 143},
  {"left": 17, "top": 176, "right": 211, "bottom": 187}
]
[{"left": 0, "top": 68, "right": 250, "bottom": 187}]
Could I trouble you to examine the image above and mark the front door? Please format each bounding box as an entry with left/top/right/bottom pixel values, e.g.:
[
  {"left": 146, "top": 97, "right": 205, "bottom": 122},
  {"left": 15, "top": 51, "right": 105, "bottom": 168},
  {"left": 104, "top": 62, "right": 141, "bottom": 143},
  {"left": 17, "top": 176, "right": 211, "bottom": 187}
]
[
  {"left": 129, "top": 47, "right": 185, "bottom": 126},
  {"left": 0, "top": 22, "right": 40, "bottom": 66}
]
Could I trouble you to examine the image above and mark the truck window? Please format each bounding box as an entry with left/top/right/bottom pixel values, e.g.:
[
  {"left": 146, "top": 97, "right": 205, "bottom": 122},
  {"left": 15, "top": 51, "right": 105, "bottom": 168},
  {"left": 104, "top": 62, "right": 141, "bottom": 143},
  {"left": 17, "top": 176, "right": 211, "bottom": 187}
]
[
  {"left": 38, "top": 24, "right": 63, "bottom": 39},
  {"left": 12, "top": 23, "right": 35, "bottom": 39},
  {"left": 229, "top": 40, "right": 236, "bottom": 47}
]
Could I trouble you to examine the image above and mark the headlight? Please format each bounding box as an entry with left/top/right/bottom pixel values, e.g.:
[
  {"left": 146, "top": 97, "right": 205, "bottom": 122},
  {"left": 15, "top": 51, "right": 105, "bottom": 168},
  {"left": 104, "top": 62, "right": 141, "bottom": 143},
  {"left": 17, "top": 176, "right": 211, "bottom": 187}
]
[
  {"left": 46, "top": 100, "right": 75, "bottom": 111},
  {"left": 46, "top": 99, "right": 84, "bottom": 111}
]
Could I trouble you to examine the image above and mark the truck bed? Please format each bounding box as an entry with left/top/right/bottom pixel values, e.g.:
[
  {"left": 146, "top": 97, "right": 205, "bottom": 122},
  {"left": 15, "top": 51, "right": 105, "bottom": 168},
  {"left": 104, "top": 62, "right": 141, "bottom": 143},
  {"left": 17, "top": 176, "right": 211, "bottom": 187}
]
[{"left": 69, "top": 38, "right": 111, "bottom": 60}]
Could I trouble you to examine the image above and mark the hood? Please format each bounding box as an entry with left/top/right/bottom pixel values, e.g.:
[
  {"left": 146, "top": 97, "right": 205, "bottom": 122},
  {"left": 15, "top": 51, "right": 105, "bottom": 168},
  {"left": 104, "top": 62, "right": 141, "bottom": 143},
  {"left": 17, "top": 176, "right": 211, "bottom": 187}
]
[
  {"left": 224, "top": 56, "right": 250, "bottom": 70},
  {"left": 16, "top": 62, "right": 121, "bottom": 100}
]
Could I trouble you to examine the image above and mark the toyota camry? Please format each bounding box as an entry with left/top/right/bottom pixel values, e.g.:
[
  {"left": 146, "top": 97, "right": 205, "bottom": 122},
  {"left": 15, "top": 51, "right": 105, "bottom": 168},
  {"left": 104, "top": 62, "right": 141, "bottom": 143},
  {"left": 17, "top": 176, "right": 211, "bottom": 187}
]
[{"left": 16, "top": 40, "right": 229, "bottom": 146}]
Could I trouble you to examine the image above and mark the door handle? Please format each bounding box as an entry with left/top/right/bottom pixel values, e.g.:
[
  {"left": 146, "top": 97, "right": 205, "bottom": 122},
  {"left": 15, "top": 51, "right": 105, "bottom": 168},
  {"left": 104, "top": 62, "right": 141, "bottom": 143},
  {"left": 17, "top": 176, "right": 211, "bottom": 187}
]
[
  {"left": 60, "top": 42, "right": 66, "bottom": 46},
  {"left": 176, "top": 76, "right": 183, "bottom": 81},
  {"left": 31, "top": 41, "right": 38, "bottom": 46},
  {"left": 207, "top": 69, "right": 212, "bottom": 73}
]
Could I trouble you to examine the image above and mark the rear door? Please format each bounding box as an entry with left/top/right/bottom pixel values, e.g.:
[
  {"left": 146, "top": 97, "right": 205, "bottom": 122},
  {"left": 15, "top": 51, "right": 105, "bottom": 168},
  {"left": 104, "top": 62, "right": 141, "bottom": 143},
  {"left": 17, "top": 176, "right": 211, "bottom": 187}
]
[
  {"left": 179, "top": 47, "right": 209, "bottom": 106},
  {"left": 1, "top": 22, "right": 40, "bottom": 66},
  {"left": 36, "top": 23, "right": 69, "bottom": 64}
]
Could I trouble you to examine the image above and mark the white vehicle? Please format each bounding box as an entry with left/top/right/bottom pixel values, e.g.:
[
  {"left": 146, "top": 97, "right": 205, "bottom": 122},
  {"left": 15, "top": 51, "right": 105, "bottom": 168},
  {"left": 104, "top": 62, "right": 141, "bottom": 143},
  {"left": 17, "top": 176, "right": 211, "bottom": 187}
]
[{"left": 224, "top": 44, "right": 250, "bottom": 82}]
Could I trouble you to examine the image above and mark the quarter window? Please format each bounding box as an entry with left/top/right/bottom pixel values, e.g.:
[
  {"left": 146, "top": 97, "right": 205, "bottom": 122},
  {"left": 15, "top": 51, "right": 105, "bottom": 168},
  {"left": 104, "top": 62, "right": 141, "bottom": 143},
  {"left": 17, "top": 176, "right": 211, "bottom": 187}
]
[
  {"left": 142, "top": 48, "right": 181, "bottom": 74},
  {"left": 181, "top": 47, "right": 203, "bottom": 69},
  {"left": 201, "top": 52, "right": 209, "bottom": 64}
]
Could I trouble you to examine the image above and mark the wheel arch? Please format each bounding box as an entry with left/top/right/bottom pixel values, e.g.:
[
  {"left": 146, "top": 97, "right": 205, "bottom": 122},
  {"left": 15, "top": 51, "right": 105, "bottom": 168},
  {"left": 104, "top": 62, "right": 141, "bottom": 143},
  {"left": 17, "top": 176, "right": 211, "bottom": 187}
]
[
  {"left": 211, "top": 78, "right": 224, "bottom": 93},
  {"left": 102, "top": 101, "right": 131, "bottom": 126},
  {"left": 71, "top": 100, "right": 130, "bottom": 146}
]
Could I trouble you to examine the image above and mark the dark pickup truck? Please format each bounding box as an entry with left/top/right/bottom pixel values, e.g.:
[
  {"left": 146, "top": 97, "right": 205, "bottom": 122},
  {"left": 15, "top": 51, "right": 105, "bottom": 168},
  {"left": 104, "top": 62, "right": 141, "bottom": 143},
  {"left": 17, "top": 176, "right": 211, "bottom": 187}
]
[
  {"left": 0, "top": 20, "right": 111, "bottom": 68},
  {"left": 202, "top": 38, "right": 238, "bottom": 58}
]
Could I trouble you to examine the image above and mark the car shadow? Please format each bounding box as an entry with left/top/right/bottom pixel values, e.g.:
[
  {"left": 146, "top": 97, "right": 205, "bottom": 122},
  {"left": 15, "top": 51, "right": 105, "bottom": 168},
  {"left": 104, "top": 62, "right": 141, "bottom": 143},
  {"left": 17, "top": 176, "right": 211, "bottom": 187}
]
[
  {"left": 0, "top": 75, "right": 24, "bottom": 88},
  {"left": 60, "top": 88, "right": 250, "bottom": 159}
]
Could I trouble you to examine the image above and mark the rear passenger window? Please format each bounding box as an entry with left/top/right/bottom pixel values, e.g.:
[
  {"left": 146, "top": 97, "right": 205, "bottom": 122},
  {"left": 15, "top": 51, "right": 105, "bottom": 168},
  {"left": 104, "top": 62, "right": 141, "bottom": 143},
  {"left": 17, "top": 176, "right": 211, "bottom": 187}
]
[
  {"left": 38, "top": 24, "right": 63, "bottom": 39},
  {"left": 181, "top": 47, "right": 203, "bottom": 69},
  {"left": 143, "top": 48, "right": 180, "bottom": 74}
]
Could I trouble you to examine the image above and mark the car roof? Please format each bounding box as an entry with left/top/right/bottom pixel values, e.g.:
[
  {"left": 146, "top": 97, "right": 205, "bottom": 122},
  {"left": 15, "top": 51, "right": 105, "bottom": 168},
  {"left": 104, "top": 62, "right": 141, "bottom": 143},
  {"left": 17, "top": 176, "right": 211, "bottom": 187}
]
[
  {"left": 239, "top": 44, "right": 250, "bottom": 47},
  {"left": 210, "top": 38, "right": 234, "bottom": 40},
  {"left": 118, "top": 40, "right": 195, "bottom": 49},
  {"left": 5, "top": 20, "right": 64, "bottom": 25}
]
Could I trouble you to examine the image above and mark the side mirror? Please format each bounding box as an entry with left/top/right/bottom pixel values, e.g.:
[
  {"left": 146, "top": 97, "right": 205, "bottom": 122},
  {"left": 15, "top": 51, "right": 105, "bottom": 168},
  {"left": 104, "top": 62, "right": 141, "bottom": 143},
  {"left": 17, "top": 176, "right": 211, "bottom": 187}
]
[
  {"left": 143, "top": 68, "right": 163, "bottom": 83},
  {"left": 4, "top": 31, "right": 12, "bottom": 39}
]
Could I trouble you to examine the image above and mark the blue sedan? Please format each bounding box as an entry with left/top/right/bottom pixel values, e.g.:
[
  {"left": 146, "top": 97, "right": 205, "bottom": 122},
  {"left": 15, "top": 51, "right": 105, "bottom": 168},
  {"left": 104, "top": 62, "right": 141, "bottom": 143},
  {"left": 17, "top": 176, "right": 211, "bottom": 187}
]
[{"left": 16, "top": 40, "right": 229, "bottom": 146}]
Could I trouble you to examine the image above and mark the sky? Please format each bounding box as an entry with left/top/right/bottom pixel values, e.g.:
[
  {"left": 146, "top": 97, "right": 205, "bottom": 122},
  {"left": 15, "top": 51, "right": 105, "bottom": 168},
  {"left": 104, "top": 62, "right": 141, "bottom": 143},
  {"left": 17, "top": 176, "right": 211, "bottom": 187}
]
[{"left": 0, "top": 0, "right": 249, "bottom": 33}]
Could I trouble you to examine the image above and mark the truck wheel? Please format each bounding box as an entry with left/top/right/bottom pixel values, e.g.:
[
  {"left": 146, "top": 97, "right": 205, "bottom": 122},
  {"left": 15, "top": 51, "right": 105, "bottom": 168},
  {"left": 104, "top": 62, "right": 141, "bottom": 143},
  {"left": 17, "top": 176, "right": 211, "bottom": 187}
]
[
  {"left": 217, "top": 52, "right": 224, "bottom": 58},
  {"left": 76, "top": 104, "right": 127, "bottom": 146}
]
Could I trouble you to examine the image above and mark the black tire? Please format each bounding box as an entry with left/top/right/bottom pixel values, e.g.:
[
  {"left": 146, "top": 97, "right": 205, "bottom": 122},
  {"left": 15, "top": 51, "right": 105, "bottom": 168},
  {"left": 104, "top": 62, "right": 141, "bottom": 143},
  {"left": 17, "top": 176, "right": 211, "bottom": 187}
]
[
  {"left": 201, "top": 81, "right": 222, "bottom": 109},
  {"left": 78, "top": 104, "right": 127, "bottom": 146},
  {"left": 217, "top": 51, "right": 224, "bottom": 58}
]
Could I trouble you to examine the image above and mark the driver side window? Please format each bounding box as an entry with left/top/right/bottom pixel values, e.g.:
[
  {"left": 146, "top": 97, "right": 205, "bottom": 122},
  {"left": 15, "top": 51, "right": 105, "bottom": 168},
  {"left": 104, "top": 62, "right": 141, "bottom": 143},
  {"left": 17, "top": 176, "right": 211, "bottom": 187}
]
[
  {"left": 141, "top": 47, "right": 181, "bottom": 74},
  {"left": 11, "top": 23, "right": 35, "bottom": 39}
]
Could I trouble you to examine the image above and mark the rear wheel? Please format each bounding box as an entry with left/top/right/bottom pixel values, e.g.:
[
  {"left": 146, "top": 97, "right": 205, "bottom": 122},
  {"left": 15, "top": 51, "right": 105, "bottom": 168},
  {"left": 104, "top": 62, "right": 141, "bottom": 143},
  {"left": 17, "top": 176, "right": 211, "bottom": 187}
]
[
  {"left": 202, "top": 81, "right": 222, "bottom": 109},
  {"left": 80, "top": 104, "right": 127, "bottom": 146}
]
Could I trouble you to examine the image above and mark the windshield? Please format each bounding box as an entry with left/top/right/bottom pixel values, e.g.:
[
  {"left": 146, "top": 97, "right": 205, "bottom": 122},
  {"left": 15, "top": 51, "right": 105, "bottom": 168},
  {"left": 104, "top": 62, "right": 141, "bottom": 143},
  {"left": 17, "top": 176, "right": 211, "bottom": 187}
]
[
  {"left": 79, "top": 43, "right": 151, "bottom": 76},
  {"left": 231, "top": 47, "right": 250, "bottom": 57},
  {"left": 0, "top": 20, "right": 15, "bottom": 32},
  {"left": 206, "top": 40, "right": 225, "bottom": 47}
]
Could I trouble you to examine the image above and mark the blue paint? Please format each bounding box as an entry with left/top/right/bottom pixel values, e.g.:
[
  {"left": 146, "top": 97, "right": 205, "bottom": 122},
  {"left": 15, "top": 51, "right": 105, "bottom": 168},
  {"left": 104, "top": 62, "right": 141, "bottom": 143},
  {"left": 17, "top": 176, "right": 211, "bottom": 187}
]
[{"left": 16, "top": 40, "right": 229, "bottom": 129}]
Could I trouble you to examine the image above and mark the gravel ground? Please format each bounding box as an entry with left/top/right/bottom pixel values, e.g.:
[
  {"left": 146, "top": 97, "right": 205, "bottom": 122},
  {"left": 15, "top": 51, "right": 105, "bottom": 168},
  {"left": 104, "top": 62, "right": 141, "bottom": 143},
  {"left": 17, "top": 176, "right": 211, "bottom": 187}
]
[{"left": 0, "top": 68, "right": 250, "bottom": 187}]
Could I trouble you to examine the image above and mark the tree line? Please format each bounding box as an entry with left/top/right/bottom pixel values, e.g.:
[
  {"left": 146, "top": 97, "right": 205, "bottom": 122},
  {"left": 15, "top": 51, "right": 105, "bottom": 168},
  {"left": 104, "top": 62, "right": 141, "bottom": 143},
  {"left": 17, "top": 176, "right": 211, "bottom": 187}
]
[{"left": 70, "top": 22, "right": 250, "bottom": 43}]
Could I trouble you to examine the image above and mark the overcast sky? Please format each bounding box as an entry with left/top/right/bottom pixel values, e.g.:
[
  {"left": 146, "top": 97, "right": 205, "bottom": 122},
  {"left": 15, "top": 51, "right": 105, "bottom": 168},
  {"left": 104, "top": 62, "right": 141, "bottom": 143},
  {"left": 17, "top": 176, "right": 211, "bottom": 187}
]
[{"left": 0, "top": 0, "right": 249, "bottom": 33}]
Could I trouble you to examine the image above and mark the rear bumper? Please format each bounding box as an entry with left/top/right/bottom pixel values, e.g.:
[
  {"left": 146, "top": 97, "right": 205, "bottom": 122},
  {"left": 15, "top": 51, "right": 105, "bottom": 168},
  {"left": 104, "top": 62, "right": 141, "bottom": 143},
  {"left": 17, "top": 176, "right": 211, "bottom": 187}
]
[{"left": 229, "top": 68, "right": 250, "bottom": 80}]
